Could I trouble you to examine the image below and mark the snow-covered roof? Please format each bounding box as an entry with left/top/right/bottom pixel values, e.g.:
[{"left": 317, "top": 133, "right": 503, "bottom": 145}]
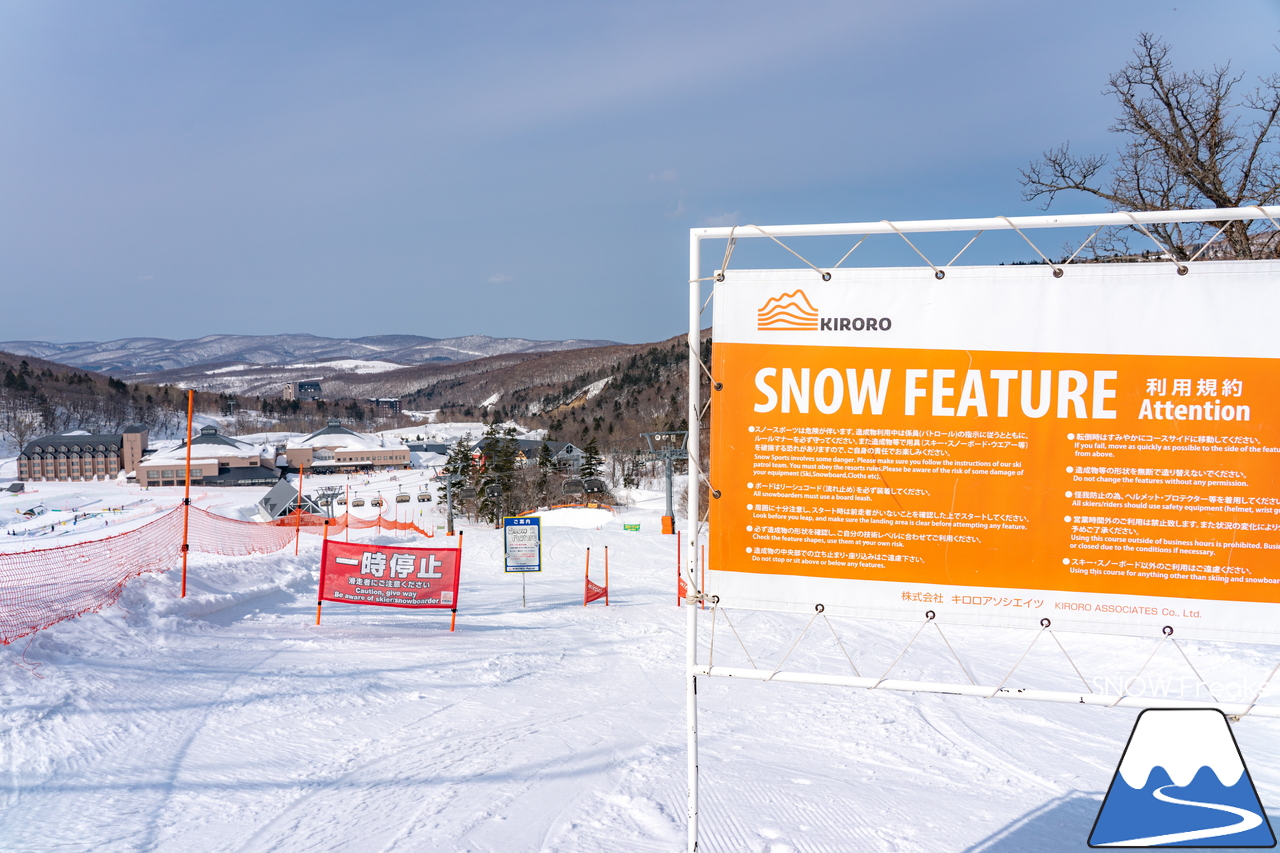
[
  {"left": 287, "top": 419, "right": 404, "bottom": 452},
  {"left": 142, "top": 443, "right": 267, "bottom": 463},
  {"left": 141, "top": 428, "right": 269, "bottom": 464}
]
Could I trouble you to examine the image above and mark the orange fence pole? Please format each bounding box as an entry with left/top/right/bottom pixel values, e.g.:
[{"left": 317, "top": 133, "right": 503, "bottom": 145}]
[
  {"left": 180, "top": 389, "right": 193, "bottom": 598},
  {"left": 605, "top": 545, "right": 609, "bottom": 606}
]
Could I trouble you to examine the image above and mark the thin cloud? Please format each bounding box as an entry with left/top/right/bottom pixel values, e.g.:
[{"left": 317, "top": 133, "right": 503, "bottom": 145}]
[
  {"left": 699, "top": 212, "right": 740, "bottom": 227},
  {"left": 488, "top": 273, "right": 513, "bottom": 283}
]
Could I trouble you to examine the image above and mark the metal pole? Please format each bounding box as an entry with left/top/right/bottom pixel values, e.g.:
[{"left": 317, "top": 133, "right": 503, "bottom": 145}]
[
  {"left": 446, "top": 477, "right": 455, "bottom": 536},
  {"left": 687, "top": 204, "right": 1280, "bottom": 242},
  {"left": 665, "top": 457, "right": 674, "bottom": 519},
  {"left": 686, "top": 229, "right": 701, "bottom": 852}
]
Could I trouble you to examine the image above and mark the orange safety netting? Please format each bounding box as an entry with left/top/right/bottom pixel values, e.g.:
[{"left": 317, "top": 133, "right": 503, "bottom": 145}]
[
  {"left": 269, "top": 511, "right": 440, "bottom": 539},
  {"left": 0, "top": 506, "right": 411, "bottom": 646}
]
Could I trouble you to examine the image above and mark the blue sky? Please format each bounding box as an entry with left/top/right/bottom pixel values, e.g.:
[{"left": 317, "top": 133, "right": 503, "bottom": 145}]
[{"left": 1, "top": 0, "right": 1277, "bottom": 344}]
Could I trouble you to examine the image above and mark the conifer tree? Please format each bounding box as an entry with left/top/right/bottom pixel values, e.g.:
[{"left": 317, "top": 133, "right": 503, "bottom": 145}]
[{"left": 581, "top": 436, "right": 603, "bottom": 479}]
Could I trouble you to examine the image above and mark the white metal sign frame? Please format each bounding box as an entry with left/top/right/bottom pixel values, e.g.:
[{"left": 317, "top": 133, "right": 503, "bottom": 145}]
[{"left": 683, "top": 204, "right": 1280, "bottom": 852}]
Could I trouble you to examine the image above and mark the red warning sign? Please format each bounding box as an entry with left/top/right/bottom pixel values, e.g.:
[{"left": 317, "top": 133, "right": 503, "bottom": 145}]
[{"left": 318, "top": 539, "right": 461, "bottom": 609}]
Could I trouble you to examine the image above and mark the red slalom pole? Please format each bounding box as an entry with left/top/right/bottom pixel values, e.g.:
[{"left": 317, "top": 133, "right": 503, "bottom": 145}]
[
  {"left": 605, "top": 546, "right": 609, "bottom": 606},
  {"left": 583, "top": 547, "right": 590, "bottom": 606}
]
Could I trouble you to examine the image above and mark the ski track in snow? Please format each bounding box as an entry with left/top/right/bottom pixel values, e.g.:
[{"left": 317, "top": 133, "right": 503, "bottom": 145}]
[{"left": 2, "top": 476, "right": 1280, "bottom": 850}]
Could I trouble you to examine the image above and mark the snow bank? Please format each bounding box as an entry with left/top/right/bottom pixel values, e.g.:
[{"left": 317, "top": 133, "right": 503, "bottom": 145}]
[{"left": 527, "top": 506, "right": 617, "bottom": 528}]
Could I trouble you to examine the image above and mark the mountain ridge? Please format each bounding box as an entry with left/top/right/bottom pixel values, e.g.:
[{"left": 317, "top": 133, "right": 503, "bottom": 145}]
[{"left": 0, "top": 333, "right": 620, "bottom": 374}]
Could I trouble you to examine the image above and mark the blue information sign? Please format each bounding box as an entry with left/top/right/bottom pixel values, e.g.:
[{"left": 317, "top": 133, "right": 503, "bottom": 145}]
[{"left": 503, "top": 516, "right": 542, "bottom": 572}]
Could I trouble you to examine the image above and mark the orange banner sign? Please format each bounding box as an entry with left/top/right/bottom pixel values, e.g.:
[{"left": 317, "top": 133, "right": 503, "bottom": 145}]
[{"left": 709, "top": 264, "right": 1280, "bottom": 641}]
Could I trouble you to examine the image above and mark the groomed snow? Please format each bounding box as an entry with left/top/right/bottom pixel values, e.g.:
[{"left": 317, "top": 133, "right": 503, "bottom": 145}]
[{"left": 2, "top": 467, "right": 1280, "bottom": 851}]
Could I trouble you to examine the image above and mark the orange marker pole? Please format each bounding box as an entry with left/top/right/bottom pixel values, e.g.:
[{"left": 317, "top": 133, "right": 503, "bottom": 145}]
[
  {"left": 452, "top": 530, "right": 464, "bottom": 630},
  {"left": 605, "top": 545, "right": 609, "bottom": 606},
  {"left": 294, "top": 465, "right": 304, "bottom": 555},
  {"left": 315, "top": 530, "right": 328, "bottom": 626},
  {"left": 181, "top": 389, "right": 194, "bottom": 598}
]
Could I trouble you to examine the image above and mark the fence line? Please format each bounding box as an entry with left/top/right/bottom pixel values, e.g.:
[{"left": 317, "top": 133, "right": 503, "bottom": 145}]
[{"left": 0, "top": 506, "right": 435, "bottom": 646}]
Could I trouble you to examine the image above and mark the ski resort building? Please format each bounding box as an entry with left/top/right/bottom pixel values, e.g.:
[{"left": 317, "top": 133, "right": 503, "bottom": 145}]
[
  {"left": 134, "top": 426, "right": 280, "bottom": 487},
  {"left": 254, "top": 480, "right": 324, "bottom": 521},
  {"left": 471, "top": 437, "right": 586, "bottom": 471},
  {"left": 283, "top": 419, "right": 410, "bottom": 473},
  {"left": 16, "top": 426, "right": 148, "bottom": 482}
]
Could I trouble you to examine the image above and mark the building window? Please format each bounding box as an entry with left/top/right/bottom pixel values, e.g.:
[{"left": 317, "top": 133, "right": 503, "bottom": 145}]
[
  {"left": 161, "top": 469, "right": 174, "bottom": 478},
  {"left": 148, "top": 471, "right": 160, "bottom": 479},
  {"left": 191, "top": 468, "right": 201, "bottom": 477}
]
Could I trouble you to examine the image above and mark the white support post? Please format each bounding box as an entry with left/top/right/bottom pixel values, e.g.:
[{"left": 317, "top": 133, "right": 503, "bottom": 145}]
[
  {"left": 686, "top": 230, "right": 701, "bottom": 852},
  {"left": 677, "top": 204, "right": 1280, "bottom": 849}
]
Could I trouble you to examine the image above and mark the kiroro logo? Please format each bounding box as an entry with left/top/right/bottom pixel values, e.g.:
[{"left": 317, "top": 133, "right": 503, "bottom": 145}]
[{"left": 757, "top": 290, "right": 819, "bottom": 331}]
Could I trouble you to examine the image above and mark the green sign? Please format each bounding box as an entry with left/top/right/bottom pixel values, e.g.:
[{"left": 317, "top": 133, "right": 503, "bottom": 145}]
[{"left": 623, "top": 523, "right": 641, "bottom": 532}]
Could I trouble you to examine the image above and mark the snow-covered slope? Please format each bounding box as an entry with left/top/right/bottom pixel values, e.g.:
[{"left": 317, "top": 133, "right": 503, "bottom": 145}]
[{"left": 2, "top": 470, "right": 1280, "bottom": 851}]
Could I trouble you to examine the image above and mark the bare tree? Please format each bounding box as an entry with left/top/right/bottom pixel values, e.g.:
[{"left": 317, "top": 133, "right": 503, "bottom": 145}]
[
  {"left": 0, "top": 390, "right": 43, "bottom": 453},
  {"left": 1022, "top": 34, "right": 1280, "bottom": 260}
]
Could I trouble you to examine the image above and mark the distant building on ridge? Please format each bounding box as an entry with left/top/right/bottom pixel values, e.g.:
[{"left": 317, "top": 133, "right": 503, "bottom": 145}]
[{"left": 283, "top": 380, "right": 323, "bottom": 401}]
